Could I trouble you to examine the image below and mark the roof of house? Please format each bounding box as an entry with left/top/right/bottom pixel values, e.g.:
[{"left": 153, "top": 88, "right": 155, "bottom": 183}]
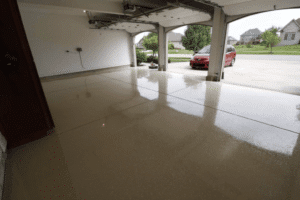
[
  {"left": 136, "top": 36, "right": 146, "bottom": 48},
  {"left": 137, "top": 36, "right": 145, "bottom": 44},
  {"left": 228, "top": 36, "right": 237, "bottom": 41},
  {"left": 281, "top": 18, "right": 300, "bottom": 32},
  {"left": 241, "top": 28, "right": 262, "bottom": 36},
  {"left": 168, "top": 32, "right": 183, "bottom": 42},
  {"left": 296, "top": 18, "right": 300, "bottom": 26}
]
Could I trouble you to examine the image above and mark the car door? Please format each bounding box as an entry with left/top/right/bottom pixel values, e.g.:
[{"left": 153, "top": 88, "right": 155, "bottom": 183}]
[{"left": 231, "top": 47, "right": 236, "bottom": 59}]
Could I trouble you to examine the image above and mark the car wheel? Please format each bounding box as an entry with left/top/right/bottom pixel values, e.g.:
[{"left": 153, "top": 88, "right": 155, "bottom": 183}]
[{"left": 230, "top": 58, "right": 235, "bottom": 66}]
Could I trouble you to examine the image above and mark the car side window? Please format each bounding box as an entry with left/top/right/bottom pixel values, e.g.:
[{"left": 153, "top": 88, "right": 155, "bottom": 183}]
[
  {"left": 227, "top": 47, "right": 233, "bottom": 53},
  {"left": 226, "top": 48, "right": 230, "bottom": 53}
]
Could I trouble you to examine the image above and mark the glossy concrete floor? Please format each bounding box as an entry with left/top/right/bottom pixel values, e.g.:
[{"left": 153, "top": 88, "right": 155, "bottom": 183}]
[{"left": 3, "top": 66, "right": 300, "bottom": 200}]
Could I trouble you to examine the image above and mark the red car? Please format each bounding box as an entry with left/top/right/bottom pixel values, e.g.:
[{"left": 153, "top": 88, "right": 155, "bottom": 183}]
[{"left": 190, "top": 45, "right": 236, "bottom": 69}]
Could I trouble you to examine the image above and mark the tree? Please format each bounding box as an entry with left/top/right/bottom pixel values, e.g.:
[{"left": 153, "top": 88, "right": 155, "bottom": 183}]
[
  {"left": 266, "top": 26, "right": 281, "bottom": 36},
  {"left": 168, "top": 41, "right": 175, "bottom": 50},
  {"left": 146, "top": 32, "right": 157, "bottom": 39},
  {"left": 261, "top": 30, "right": 281, "bottom": 53},
  {"left": 143, "top": 35, "right": 158, "bottom": 57},
  {"left": 143, "top": 32, "right": 176, "bottom": 56},
  {"left": 182, "top": 25, "right": 211, "bottom": 51}
]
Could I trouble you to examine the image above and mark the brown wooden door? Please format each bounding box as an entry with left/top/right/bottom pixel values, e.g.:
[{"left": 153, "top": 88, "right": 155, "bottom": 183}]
[{"left": 0, "top": 0, "right": 54, "bottom": 149}]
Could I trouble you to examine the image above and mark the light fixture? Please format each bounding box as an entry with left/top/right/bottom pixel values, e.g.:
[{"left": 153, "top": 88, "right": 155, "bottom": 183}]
[{"left": 83, "top": 10, "right": 86, "bottom": 13}]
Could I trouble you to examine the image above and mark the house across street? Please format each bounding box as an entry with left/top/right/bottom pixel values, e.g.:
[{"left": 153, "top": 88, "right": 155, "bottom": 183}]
[{"left": 278, "top": 18, "right": 300, "bottom": 46}]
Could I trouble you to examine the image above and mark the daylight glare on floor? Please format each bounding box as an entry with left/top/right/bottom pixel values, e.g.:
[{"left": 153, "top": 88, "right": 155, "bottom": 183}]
[{"left": 3, "top": 66, "right": 300, "bottom": 200}]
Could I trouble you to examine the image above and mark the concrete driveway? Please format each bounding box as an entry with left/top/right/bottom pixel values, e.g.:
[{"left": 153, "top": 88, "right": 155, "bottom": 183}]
[{"left": 166, "top": 55, "right": 300, "bottom": 96}]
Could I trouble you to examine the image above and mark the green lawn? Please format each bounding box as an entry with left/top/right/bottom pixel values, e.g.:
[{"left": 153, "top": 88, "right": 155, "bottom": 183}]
[
  {"left": 143, "top": 44, "right": 300, "bottom": 55},
  {"left": 144, "top": 49, "right": 194, "bottom": 54},
  {"left": 168, "top": 49, "right": 194, "bottom": 54},
  {"left": 169, "top": 57, "right": 191, "bottom": 62},
  {"left": 235, "top": 44, "right": 300, "bottom": 55}
]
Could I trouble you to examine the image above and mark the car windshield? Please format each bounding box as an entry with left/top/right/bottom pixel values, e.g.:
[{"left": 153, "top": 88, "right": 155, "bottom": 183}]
[
  {"left": 197, "top": 45, "right": 211, "bottom": 54},
  {"left": 196, "top": 45, "right": 234, "bottom": 54}
]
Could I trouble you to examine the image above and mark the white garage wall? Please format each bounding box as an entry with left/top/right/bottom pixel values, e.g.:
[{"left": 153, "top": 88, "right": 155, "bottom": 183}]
[{"left": 18, "top": 6, "right": 132, "bottom": 77}]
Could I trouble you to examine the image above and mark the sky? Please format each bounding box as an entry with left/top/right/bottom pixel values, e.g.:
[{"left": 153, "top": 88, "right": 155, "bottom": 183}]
[{"left": 135, "top": 8, "right": 300, "bottom": 43}]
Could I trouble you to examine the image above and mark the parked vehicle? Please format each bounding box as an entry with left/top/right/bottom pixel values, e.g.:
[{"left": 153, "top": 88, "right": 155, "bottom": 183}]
[{"left": 190, "top": 45, "right": 236, "bottom": 69}]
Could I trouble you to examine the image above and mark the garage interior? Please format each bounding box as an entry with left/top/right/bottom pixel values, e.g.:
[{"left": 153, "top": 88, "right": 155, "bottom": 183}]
[{"left": 1, "top": 0, "right": 300, "bottom": 199}]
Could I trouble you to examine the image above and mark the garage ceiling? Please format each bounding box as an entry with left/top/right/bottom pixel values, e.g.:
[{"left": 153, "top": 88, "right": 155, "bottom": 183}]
[
  {"left": 133, "top": 7, "right": 211, "bottom": 27},
  {"left": 90, "top": 6, "right": 212, "bottom": 33},
  {"left": 17, "top": 0, "right": 300, "bottom": 34},
  {"left": 108, "top": 22, "right": 156, "bottom": 33},
  {"left": 196, "top": 0, "right": 300, "bottom": 15}
]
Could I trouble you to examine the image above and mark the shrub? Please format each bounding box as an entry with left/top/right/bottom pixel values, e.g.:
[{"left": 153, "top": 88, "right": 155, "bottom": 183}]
[
  {"left": 260, "top": 41, "right": 268, "bottom": 46},
  {"left": 147, "top": 56, "right": 158, "bottom": 64},
  {"left": 147, "top": 55, "right": 155, "bottom": 63},
  {"left": 168, "top": 42, "right": 175, "bottom": 50},
  {"left": 136, "top": 50, "right": 147, "bottom": 65},
  {"left": 246, "top": 43, "right": 252, "bottom": 48},
  {"left": 147, "top": 56, "right": 171, "bottom": 64}
]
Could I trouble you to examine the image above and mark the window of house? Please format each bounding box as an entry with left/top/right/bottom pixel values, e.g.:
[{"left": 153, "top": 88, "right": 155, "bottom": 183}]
[
  {"left": 285, "top": 33, "right": 296, "bottom": 41},
  {"left": 291, "top": 33, "right": 295, "bottom": 40}
]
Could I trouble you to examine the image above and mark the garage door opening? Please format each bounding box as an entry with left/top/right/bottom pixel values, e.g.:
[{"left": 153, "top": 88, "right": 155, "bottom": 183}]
[
  {"left": 135, "top": 8, "right": 300, "bottom": 96},
  {"left": 222, "top": 8, "right": 300, "bottom": 96}
]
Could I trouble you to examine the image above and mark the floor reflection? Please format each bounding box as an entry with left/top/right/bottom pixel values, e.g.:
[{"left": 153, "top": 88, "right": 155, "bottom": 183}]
[{"left": 5, "top": 66, "right": 300, "bottom": 200}]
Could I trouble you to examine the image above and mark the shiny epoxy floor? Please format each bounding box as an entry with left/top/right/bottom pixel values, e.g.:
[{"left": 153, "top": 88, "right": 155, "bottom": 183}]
[{"left": 3, "top": 66, "right": 300, "bottom": 200}]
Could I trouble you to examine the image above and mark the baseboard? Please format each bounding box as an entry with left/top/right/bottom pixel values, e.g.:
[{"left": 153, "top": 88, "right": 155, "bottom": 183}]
[{"left": 40, "top": 65, "right": 131, "bottom": 82}]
